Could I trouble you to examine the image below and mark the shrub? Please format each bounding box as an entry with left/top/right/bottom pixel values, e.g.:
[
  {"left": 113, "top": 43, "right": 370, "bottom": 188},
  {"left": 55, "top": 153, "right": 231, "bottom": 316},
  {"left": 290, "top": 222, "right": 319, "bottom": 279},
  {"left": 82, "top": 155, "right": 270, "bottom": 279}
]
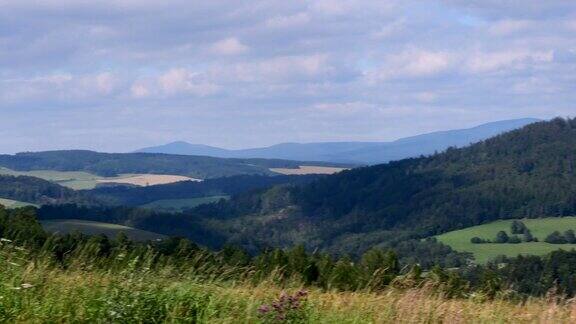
[
  {"left": 508, "top": 236, "right": 522, "bottom": 244},
  {"left": 511, "top": 221, "right": 528, "bottom": 235},
  {"left": 545, "top": 231, "right": 567, "bottom": 244},
  {"left": 470, "top": 237, "right": 484, "bottom": 244},
  {"left": 564, "top": 230, "right": 576, "bottom": 244},
  {"left": 523, "top": 230, "right": 535, "bottom": 242},
  {"left": 495, "top": 231, "right": 509, "bottom": 244}
]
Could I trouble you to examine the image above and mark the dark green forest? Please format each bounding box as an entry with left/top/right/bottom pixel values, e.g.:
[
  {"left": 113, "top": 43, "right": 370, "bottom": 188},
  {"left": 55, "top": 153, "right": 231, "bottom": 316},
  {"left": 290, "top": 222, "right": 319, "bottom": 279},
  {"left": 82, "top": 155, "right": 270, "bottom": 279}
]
[
  {"left": 0, "top": 175, "right": 92, "bottom": 205},
  {"left": 87, "top": 174, "right": 322, "bottom": 206}
]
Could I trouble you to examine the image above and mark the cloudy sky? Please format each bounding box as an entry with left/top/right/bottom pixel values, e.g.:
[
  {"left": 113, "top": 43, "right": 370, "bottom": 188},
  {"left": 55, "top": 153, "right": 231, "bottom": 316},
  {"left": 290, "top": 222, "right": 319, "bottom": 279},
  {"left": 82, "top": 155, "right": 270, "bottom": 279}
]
[{"left": 1, "top": 0, "right": 575, "bottom": 153}]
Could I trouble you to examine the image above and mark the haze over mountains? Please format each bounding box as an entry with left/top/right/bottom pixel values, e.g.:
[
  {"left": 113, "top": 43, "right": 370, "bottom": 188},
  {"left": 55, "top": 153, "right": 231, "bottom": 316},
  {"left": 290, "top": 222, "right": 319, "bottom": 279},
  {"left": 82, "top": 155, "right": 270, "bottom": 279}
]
[{"left": 136, "top": 118, "right": 541, "bottom": 164}]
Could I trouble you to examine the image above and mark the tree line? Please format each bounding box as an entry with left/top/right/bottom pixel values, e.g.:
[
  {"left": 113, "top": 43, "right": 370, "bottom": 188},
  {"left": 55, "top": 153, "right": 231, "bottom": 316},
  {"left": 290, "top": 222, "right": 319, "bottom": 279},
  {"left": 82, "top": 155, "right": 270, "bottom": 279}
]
[{"left": 4, "top": 204, "right": 576, "bottom": 298}]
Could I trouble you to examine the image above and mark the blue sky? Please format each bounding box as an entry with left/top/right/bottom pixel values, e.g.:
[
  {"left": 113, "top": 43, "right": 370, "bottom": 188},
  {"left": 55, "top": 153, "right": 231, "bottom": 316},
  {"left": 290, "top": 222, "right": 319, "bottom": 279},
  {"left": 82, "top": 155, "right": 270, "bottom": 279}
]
[{"left": 0, "top": 0, "right": 575, "bottom": 153}]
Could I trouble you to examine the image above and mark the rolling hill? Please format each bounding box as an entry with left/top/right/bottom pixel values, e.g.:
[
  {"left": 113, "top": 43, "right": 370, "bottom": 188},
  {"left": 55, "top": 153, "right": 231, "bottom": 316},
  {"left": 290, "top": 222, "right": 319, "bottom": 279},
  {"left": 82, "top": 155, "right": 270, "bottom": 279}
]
[
  {"left": 86, "top": 174, "right": 322, "bottom": 206},
  {"left": 0, "top": 175, "right": 93, "bottom": 205},
  {"left": 0, "top": 197, "right": 37, "bottom": 209},
  {"left": 0, "top": 150, "right": 350, "bottom": 180},
  {"left": 169, "top": 118, "right": 576, "bottom": 257},
  {"left": 136, "top": 118, "right": 540, "bottom": 164},
  {"left": 16, "top": 118, "right": 576, "bottom": 264}
]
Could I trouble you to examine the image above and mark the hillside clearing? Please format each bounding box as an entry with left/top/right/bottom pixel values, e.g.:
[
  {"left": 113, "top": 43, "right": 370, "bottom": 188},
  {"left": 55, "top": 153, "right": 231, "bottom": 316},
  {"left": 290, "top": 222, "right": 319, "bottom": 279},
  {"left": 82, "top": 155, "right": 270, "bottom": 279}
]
[
  {"left": 270, "top": 165, "right": 347, "bottom": 175},
  {"left": 0, "top": 197, "right": 37, "bottom": 209},
  {"left": 141, "top": 196, "right": 229, "bottom": 211},
  {"left": 96, "top": 174, "right": 199, "bottom": 187},
  {"left": 436, "top": 217, "right": 576, "bottom": 263},
  {"left": 41, "top": 219, "right": 166, "bottom": 241},
  {"left": 0, "top": 167, "right": 198, "bottom": 189}
]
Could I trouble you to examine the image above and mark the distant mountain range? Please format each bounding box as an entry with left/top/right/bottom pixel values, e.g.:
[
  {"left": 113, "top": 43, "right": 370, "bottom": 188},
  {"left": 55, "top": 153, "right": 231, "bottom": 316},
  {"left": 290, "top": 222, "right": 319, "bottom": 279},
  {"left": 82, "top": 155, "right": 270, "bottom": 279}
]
[{"left": 136, "top": 118, "right": 542, "bottom": 164}]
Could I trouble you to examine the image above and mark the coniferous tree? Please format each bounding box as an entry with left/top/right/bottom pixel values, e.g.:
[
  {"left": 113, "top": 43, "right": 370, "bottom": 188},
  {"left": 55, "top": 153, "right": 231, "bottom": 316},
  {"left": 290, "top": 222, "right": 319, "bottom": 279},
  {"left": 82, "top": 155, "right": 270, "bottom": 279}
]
[{"left": 495, "top": 231, "right": 510, "bottom": 244}]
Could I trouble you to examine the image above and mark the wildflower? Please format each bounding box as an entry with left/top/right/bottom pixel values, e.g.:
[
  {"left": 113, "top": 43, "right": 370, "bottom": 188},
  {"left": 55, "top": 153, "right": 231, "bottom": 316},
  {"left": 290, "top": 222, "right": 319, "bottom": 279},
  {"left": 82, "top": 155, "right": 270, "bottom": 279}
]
[
  {"left": 296, "top": 290, "right": 308, "bottom": 297},
  {"left": 21, "top": 283, "right": 34, "bottom": 289},
  {"left": 257, "top": 305, "right": 270, "bottom": 314},
  {"left": 257, "top": 290, "right": 309, "bottom": 322}
]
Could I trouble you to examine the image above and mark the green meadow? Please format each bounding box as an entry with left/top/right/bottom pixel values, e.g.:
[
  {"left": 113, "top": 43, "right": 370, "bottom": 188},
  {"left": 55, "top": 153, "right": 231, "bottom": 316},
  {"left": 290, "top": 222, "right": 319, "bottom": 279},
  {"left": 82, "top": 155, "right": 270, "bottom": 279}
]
[
  {"left": 40, "top": 219, "right": 166, "bottom": 241},
  {"left": 436, "top": 217, "right": 576, "bottom": 263},
  {"left": 0, "top": 167, "right": 107, "bottom": 190},
  {"left": 141, "top": 196, "right": 229, "bottom": 212},
  {"left": 0, "top": 198, "right": 37, "bottom": 209}
]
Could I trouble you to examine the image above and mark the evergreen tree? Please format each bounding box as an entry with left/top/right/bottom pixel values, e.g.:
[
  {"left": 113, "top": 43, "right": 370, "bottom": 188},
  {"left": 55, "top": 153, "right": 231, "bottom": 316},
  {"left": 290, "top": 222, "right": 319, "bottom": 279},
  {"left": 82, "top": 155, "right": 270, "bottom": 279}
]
[
  {"left": 564, "top": 230, "right": 576, "bottom": 244},
  {"left": 495, "top": 231, "right": 510, "bottom": 243},
  {"left": 545, "top": 231, "right": 567, "bottom": 244},
  {"left": 511, "top": 220, "right": 528, "bottom": 234},
  {"left": 523, "top": 230, "right": 534, "bottom": 242}
]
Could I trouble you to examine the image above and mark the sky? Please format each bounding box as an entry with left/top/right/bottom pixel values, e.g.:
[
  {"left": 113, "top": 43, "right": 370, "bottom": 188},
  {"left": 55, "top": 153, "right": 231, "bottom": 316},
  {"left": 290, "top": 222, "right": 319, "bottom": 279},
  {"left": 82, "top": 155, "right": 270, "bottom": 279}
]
[{"left": 0, "top": 0, "right": 575, "bottom": 153}]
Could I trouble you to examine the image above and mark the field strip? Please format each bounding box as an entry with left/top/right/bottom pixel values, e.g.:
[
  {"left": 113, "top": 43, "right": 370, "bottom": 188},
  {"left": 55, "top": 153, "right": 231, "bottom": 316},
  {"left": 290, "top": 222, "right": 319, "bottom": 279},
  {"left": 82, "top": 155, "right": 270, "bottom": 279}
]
[{"left": 270, "top": 165, "right": 348, "bottom": 175}]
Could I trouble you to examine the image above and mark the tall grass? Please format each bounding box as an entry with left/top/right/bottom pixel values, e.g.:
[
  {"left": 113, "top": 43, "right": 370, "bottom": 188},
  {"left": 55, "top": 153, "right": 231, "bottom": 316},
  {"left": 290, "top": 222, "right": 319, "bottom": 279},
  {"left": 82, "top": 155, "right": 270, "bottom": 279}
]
[{"left": 2, "top": 239, "right": 576, "bottom": 323}]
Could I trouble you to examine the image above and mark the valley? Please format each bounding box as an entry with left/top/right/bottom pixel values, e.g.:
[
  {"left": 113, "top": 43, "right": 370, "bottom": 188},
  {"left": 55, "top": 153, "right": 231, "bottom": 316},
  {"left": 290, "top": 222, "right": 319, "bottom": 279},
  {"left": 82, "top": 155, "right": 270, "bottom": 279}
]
[
  {"left": 3, "top": 1, "right": 573, "bottom": 321},
  {"left": 2, "top": 118, "right": 576, "bottom": 322}
]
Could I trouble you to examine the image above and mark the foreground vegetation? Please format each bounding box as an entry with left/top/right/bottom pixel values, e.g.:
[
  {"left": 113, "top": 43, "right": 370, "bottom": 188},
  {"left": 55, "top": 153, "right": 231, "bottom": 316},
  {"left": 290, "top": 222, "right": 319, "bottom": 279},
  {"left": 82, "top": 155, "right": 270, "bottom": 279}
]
[
  {"left": 4, "top": 205, "right": 576, "bottom": 322},
  {"left": 437, "top": 217, "right": 576, "bottom": 263},
  {"left": 3, "top": 259, "right": 576, "bottom": 323}
]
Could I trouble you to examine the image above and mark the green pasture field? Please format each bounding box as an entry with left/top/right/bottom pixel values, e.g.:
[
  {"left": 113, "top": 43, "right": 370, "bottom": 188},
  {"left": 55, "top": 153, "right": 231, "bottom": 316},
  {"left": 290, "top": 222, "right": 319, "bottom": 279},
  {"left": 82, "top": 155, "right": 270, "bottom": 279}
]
[
  {"left": 436, "top": 217, "right": 576, "bottom": 263},
  {"left": 140, "top": 196, "right": 229, "bottom": 212}
]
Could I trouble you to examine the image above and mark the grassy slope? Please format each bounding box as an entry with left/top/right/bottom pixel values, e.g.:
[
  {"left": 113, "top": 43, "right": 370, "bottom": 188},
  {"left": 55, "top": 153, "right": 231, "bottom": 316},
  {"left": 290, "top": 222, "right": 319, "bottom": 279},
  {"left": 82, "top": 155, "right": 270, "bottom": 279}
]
[
  {"left": 0, "top": 167, "right": 103, "bottom": 190},
  {"left": 436, "top": 217, "right": 576, "bottom": 263},
  {"left": 0, "top": 167, "right": 190, "bottom": 190},
  {"left": 40, "top": 219, "right": 166, "bottom": 241},
  {"left": 0, "top": 256, "right": 573, "bottom": 323},
  {"left": 0, "top": 198, "right": 37, "bottom": 209},
  {"left": 140, "top": 196, "right": 229, "bottom": 211}
]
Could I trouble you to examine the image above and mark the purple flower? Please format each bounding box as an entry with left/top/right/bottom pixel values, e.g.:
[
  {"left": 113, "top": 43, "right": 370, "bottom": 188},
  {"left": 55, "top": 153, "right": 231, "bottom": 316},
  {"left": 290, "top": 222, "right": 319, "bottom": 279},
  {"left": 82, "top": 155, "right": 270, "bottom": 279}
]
[{"left": 258, "top": 305, "right": 270, "bottom": 314}]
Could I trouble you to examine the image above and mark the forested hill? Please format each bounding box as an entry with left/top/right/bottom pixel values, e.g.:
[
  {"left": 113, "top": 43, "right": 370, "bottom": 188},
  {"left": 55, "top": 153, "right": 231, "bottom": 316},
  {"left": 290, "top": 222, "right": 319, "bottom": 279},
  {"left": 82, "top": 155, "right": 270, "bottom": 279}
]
[
  {"left": 193, "top": 118, "right": 576, "bottom": 253},
  {"left": 0, "top": 150, "right": 349, "bottom": 179},
  {"left": 296, "top": 118, "right": 576, "bottom": 231},
  {"left": 87, "top": 174, "right": 322, "bottom": 206},
  {"left": 0, "top": 175, "right": 92, "bottom": 205}
]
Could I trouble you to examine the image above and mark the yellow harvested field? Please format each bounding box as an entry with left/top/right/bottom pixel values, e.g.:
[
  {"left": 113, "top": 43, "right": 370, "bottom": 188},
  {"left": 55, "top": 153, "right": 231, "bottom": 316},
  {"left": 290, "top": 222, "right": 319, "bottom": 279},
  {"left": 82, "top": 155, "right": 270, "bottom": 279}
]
[
  {"left": 97, "top": 174, "right": 200, "bottom": 186},
  {"left": 270, "top": 165, "right": 348, "bottom": 175}
]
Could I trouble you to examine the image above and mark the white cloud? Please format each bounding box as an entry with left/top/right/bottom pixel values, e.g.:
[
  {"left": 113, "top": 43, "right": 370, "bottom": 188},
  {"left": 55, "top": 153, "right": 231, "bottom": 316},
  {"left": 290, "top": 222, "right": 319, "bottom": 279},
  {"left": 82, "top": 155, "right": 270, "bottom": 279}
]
[
  {"left": 93, "top": 72, "right": 117, "bottom": 95},
  {"left": 209, "top": 37, "right": 249, "bottom": 56},
  {"left": 130, "top": 83, "right": 150, "bottom": 98},
  {"left": 488, "top": 19, "right": 532, "bottom": 36},
  {"left": 0, "top": 0, "right": 575, "bottom": 152},
  {"left": 265, "top": 12, "right": 310, "bottom": 29},
  {"left": 158, "top": 68, "right": 219, "bottom": 96},
  {"left": 212, "top": 54, "right": 334, "bottom": 83},
  {"left": 368, "top": 49, "right": 453, "bottom": 81},
  {"left": 312, "top": 101, "right": 377, "bottom": 115},
  {"left": 464, "top": 50, "right": 553, "bottom": 73}
]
